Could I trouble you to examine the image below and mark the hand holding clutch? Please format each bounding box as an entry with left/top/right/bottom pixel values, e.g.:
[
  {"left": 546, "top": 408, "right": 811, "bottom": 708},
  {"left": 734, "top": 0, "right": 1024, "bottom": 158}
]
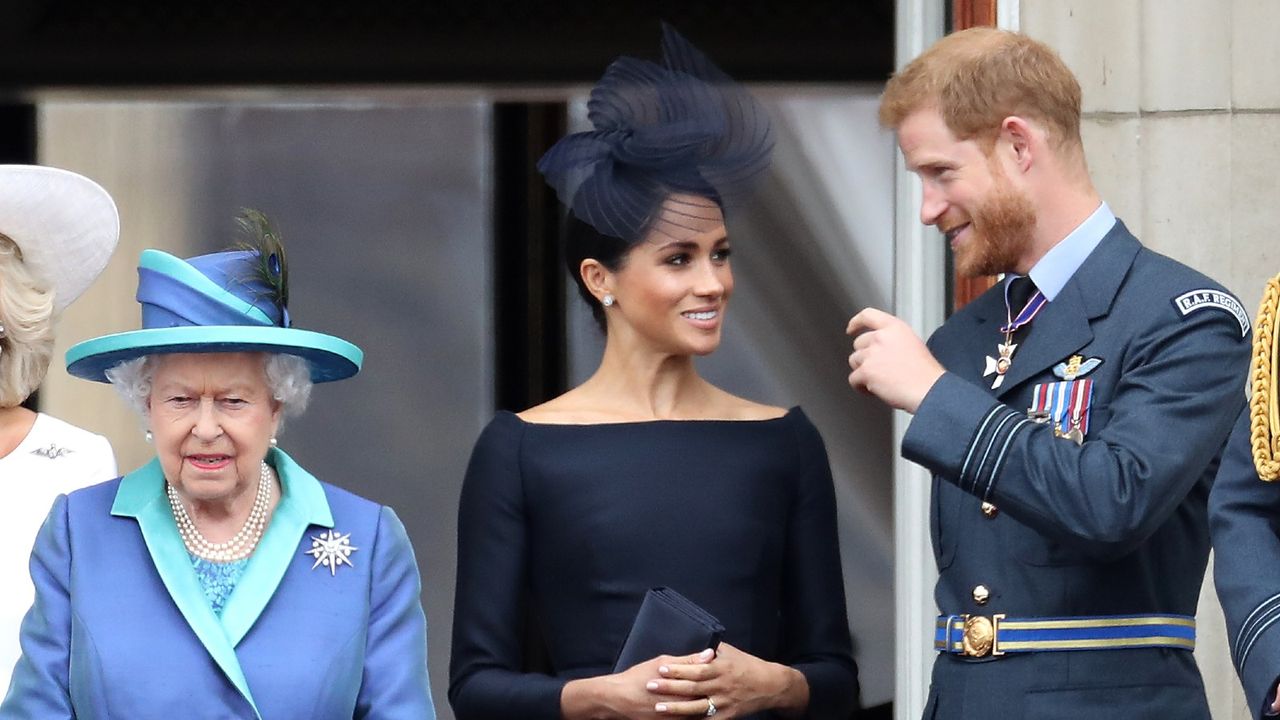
[{"left": 613, "top": 587, "right": 725, "bottom": 672}]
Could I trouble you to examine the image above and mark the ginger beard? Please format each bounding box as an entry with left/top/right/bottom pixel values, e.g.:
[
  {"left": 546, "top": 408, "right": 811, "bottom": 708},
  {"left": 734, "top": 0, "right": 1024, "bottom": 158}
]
[{"left": 951, "top": 159, "right": 1037, "bottom": 278}]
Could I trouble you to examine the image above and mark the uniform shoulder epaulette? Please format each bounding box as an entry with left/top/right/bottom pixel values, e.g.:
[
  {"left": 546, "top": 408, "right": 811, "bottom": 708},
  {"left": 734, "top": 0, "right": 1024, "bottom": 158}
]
[{"left": 1252, "top": 273, "right": 1280, "bottom": 481}]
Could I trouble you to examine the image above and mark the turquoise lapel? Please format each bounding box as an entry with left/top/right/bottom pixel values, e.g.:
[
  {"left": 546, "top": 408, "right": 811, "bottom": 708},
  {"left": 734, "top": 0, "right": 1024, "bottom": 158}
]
[
  {"left": 110, "top": 460, "right": 261, "bottom": 718},
  {"left": 219, "top": 447, "right": 334, "bottom": 648}
]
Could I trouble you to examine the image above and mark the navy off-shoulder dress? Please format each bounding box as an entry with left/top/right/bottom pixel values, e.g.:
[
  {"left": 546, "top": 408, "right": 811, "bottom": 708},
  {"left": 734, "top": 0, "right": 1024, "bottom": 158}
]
[{"left": 448, "top": 408, "right": 858, "bottom": 720}]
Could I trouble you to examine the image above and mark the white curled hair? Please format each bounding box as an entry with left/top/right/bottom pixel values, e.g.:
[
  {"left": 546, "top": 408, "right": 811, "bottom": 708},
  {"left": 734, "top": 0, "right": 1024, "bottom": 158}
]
[
  {"left": 0, "top": 234, "right": 57, "bottom": 408},
  {"left": 104, "top": 352, "right": 313, "bottom": 430}
]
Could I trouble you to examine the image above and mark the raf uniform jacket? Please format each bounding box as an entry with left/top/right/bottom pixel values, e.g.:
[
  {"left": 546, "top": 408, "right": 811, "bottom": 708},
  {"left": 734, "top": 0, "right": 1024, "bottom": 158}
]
[
  {"left": 1211, "top": 409, "right": 1280, "bottom": 718},
  {"left": 0, "top": 447, "right": 436, "bottom": 719},
  {"left": 901, "top": 220, "right": 1250, "bottom": 720}
]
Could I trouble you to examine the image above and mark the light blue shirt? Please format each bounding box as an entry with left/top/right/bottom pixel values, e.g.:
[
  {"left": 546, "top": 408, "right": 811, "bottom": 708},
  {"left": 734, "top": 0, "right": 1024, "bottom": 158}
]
[{"left": 1015, "top": 202, "right": 1116, "bottom": 301}]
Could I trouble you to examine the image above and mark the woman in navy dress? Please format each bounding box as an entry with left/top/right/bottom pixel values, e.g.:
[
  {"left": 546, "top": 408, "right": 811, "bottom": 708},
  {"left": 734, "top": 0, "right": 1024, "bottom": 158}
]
[{"left": 448, "top": 26, "right": 857, "bottom": 720}]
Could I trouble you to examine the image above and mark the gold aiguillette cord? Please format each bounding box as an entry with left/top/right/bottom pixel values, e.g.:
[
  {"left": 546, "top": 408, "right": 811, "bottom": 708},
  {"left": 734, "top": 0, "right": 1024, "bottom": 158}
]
[{"left": 1252, "top": 274, "right": 1280, "bottom": 481}]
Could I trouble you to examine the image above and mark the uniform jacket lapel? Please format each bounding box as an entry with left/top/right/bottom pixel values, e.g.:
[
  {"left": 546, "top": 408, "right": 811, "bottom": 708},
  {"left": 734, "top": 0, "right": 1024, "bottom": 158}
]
[
  {"left": 993, "top": 286, "right": 1093, "bottom": 398},
  {"left": 110, "top": 459, "right": 261, "bottom": 717},
  {"left": 993, "top": 220, "right": 1141, "bottom": 399}
]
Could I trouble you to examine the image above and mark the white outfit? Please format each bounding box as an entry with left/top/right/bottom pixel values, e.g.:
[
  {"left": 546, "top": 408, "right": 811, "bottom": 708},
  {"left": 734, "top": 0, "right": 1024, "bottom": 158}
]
[{"left": 0, "top": 413, "right": 116, "bottom": 685}]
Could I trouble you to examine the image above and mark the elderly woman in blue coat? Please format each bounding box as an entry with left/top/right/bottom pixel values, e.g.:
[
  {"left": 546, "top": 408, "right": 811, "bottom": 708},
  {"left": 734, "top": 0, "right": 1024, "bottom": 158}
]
[{"left": 0, "top": 213, "right": 435, "bottom": 719}]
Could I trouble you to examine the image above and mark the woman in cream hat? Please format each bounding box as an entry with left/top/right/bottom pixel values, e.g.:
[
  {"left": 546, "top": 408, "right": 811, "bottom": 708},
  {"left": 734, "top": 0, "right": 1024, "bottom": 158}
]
[{"left": 0, "top": 165, "right": 119, "bottom": 685}]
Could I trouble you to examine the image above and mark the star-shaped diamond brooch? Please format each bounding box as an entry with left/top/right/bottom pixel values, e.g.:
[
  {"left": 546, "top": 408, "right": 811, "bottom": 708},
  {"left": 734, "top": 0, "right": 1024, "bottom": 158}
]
[{"left": 304, "top": 529, "right": 358, "bottom": 576}]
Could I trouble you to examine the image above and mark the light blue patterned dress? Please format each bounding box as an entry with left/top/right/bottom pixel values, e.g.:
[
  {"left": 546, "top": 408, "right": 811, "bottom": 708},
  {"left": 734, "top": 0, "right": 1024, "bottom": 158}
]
[{"left": 188, "top": 554, "right": 249, "bottom": 615}]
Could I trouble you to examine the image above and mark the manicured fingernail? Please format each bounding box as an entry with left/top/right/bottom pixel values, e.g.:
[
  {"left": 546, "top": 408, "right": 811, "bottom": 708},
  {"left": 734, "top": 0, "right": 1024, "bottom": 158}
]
[
  {"left": 655, "top": 704, "right": 669, "bottom": 713},
  {"left": 646, "top": 681, "right": 659, "bottom": 690},
  {"left": 699, "top": 648, "right": 715, "bottom": 660},
  {"left": 658, "top": 665, "right": 669, "bottom": 675}
]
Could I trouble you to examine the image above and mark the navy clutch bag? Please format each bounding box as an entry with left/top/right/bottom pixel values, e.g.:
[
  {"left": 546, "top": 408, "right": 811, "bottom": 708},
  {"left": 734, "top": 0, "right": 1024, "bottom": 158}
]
[{"left": 613, "top": 587, "right": 725, "bottom": 672}]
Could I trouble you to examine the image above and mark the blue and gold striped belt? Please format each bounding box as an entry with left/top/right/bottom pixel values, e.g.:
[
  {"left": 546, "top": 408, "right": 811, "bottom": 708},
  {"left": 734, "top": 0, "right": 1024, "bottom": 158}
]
[{"left": 934, "top": 614, "right": 1196, "bottom": 657}]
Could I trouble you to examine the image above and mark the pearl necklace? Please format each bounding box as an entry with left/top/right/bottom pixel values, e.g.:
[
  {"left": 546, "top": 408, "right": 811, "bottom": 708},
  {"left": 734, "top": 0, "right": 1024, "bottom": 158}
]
[{"left": 167, "top": 461, "right": 273, "bottom": 563}]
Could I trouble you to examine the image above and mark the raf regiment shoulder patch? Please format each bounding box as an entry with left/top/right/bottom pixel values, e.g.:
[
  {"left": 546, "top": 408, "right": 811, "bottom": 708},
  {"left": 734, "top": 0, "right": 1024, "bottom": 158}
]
[{"left": 1172, "top": 289, "right": 1251, "bottom": 337}]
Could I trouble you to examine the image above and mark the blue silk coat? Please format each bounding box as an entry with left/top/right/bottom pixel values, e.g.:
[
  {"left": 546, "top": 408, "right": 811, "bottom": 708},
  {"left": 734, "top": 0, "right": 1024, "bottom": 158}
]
[{"left": 0, "top": 448, "right": 435, "bottom": 719}]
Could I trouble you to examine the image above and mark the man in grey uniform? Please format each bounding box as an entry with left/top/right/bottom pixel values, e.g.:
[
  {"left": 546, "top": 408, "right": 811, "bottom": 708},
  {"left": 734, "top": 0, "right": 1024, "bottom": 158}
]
[
  {"left": 1211, "top": 274, "right": 1280, "bottom": 719},
  {"left": 847, "top": 27, "right": 1250, "bottom": 719}
]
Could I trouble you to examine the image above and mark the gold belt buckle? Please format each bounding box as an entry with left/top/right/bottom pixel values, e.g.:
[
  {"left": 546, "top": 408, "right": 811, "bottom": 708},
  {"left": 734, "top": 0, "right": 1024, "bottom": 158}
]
[{"left": 961, "top": 614, "right": 1005, "bottom": 657}]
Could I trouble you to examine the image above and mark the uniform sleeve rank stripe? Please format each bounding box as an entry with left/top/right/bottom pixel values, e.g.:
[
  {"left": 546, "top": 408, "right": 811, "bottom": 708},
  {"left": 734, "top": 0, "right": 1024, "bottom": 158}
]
[
  {"left": 1239, "top": 605, "right": 1280, "bottom": 668},
  {"left": 984, "top": 418, "right": 1033, "bottom": 502},
  {"left": 1238, "top": 608, "right": 1280, "bottom": 671},
  {"left": 1235, "top": 593, "right": 1280, "bottom": 663},
  {"left": 969, "top": 410, "right": 1018, "bottom": 493},
  {"left": 961, "top": 405, "right": 1006, "bottom": 491},
  {"left": 1234, "top": 592, "right": 1280, "bottom": 659},
  {"left": 1171, "top": 288, "right": 1251, "bottom": 337},
  {"left": 971, "top": 409, "right": 1023, "bottom": 495}
]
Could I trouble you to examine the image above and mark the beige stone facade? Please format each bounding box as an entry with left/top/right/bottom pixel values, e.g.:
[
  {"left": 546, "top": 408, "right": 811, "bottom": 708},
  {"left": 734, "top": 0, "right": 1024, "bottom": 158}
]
[{"left": 38, "top": 104, "right": 201, "bottom": 476}]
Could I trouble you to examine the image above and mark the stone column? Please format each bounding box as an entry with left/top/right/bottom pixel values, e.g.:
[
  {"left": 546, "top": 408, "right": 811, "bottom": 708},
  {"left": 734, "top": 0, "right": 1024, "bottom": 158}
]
[{"left": 37, "top": 101, "right": 201, "bottom": 474}]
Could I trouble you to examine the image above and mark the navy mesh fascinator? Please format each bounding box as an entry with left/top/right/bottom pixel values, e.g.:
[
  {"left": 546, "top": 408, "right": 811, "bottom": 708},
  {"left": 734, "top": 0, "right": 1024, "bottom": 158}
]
[{"left": 537, "top": 24, "right": 773, "bottom": 242}]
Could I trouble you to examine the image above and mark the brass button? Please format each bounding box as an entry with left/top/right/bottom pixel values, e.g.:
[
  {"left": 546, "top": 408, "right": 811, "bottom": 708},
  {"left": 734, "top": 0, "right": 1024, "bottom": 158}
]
[
  {"left": 981, "top": 502, "right": 998, "bottom": 518},
  {"left": 972, "top": 584, "right": 990, "bottom": 605}
]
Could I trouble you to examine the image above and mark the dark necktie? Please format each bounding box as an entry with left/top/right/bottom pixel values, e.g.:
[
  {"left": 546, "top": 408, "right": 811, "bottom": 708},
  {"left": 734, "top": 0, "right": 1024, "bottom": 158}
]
[
  {"left": 1002, "top": 276, "right": 1044, "bottom": 342},
  {"left": 1006, "top": 276, "right": 1037, "bottom": 313},
  {"left": 988, "top": 277, "right": 1044, "bottom": 391}
]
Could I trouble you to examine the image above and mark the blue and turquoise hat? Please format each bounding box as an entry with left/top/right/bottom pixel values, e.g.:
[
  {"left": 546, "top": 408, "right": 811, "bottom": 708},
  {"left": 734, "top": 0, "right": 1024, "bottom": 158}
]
[{"left": 66, "top": 245, "right": 362, "bottom": 383}]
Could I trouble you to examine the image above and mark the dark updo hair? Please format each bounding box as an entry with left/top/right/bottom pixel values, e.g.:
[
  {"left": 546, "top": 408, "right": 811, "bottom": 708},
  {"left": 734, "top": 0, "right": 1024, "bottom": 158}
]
[{"left": 563, "top": 212, "right": 631, "bottom": 332}]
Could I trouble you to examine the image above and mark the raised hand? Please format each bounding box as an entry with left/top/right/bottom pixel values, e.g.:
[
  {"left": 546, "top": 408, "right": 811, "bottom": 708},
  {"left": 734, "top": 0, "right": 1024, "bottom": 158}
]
[{"left": 846, "top": 307, "right": 945, "bottom": 413}]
